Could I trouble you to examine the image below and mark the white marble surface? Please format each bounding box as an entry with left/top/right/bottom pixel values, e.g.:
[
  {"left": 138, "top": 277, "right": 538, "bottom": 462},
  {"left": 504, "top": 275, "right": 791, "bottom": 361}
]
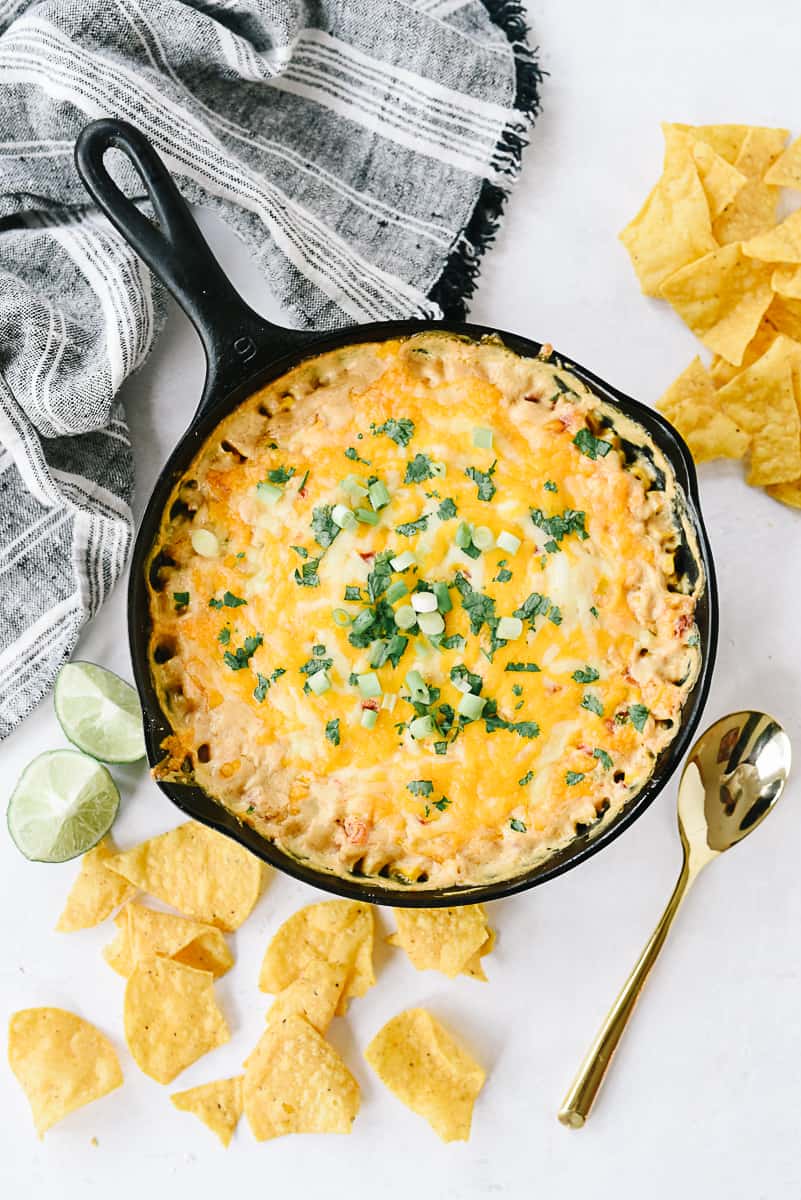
[{"left": 3, "top": 2, "right": 801, "bottom": 1196}]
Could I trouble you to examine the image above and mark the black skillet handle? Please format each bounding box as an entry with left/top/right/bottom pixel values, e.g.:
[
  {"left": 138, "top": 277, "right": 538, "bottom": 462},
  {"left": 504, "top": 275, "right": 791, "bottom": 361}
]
[{"left": 74, "top": 118, "right": 311, "bottom": 411}]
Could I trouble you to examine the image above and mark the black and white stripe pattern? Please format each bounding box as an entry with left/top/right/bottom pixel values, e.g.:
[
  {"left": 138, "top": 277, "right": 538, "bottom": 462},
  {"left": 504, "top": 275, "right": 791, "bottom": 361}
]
[{"left": 0, "top": 0, "right": 541, "bottom": 738}]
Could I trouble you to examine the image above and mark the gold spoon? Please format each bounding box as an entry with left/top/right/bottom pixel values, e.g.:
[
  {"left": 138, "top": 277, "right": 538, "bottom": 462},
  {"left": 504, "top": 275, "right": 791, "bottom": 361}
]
[{"left": 558, "top": 710, "right": 791, "bottom": 1128}]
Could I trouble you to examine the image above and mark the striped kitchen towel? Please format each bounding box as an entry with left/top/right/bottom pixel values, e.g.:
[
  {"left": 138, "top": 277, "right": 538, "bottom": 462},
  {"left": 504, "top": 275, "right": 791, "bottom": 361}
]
[{"left": 0, "top": 0, "right": 541, "bottom": 737}]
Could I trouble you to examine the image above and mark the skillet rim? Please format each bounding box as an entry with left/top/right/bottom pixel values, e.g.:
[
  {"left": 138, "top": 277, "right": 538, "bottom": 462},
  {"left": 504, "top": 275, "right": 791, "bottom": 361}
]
[{"left": 129, "top": 319, "right": 718, "bottom": 908}]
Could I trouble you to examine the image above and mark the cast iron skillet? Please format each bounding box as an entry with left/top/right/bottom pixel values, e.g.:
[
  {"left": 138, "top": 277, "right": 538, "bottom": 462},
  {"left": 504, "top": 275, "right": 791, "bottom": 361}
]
[{"left": 75, "top": 118, "right": 718, "bottom": 908}]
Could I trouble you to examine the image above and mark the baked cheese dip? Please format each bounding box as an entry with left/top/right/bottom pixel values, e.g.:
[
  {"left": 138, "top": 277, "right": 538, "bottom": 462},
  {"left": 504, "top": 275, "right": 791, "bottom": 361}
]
[{"left": 148, "top": 334, "right": 703, "bottom": 889}]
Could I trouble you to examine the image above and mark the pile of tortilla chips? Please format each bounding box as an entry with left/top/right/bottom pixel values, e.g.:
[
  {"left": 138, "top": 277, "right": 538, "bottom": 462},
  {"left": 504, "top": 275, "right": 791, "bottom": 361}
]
[
  {"left": 10, "top": 836, "right": 490, "bottom": 1145},
  {"left": 620, "top": 123, "right": 801, "bottom": 505}
]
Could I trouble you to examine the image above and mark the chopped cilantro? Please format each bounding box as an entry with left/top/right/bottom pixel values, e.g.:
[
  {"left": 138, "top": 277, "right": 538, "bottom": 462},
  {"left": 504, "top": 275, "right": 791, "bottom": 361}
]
[
  {"left": 581, "top": 693, "right": 604, "bottom": 717},
  {"left": 437, "top": 703, "right": 455, "bottom": 735},
  {"left": 371, "top": 417, "right": 415, "bottom": 447},
  {"left": 505, "top": 662, "right": 540, "bottom": 673},
  {"left": 437, "top": 497, "right": 457, "bottom": 520},
  {"left": 433, "top": 796, "right": 451, "bottom": 811},
  {"left": 465, "top": 460, "right": 497, "bottom": 501},
  {"left": 494, "top": 566, "right": 513, "bottom": 583},
  {"left": 294, "top": 557, "right": 321, "bottom": 587},
  {"left": 253, "top": 673, "right": 269, "bottom": 702},
  {"left": 208, "top": 597, "right": 224, "bottom": 610},
  {"left": 434, "top": 741, "right": 448, "bottom": 756},
  {"left": 290, "top": 545, "right": 308, "bottom": 559},
  {"left": 453, "top": 571, "right": 496, "bottom": 636},
  {"left": 246, "top": 804, "right": 255, "bottom": 813},
  {"left": 385, "top": 634, "right": 409, "bottom": 668},
  {"left": 349, "top": 673, "right": 360, "bottom": 687},
  {"left": 594, "top": 748, "right": 613, "bottom": 770},
  {"left": 544, "top": 480, "right": 558, "bottom": 492},
  {"left": 222, "top": 590, "right": 246, "bottom": 608},
  {"left": 518, "top": 771, "right": 535, "bottom": 787},
  {"left": 344, "top": 446, "right": 370, "bottom": 465},
  {"left": 441, "top": 634, "right": 466, "bottom": 651},
  {"left": 512, "top": 684, "right": 523, "bottom": 696},
  {"left": 572, "top": 665, "right": 600, "bottom": 684},
  {"left": 530, "top": 506, "right": 589, "bottom": 544},
  {"left": 404, "top": 453, "right": 435, "bottom": 484},
  {"left": 629, "top": 703, "right": 650, "bottom": 732},
  {"left": 349, "top": 599, "right": 396, "bottom": 649},
  {"left": 223, "top": 634, "right": 263, "bottom": 671},
  {"left": 367, "top": 551, "right": 393, "bottom": 601},
  {"left": 173, "top": 591, "right": 189, "bottom": 608},
  {"left": 565, "top": 771, "right": 585, "bottom": 786},
  {"left": 544, "top": 540, "right": 559, "bottom": 554},
  {"left": 396, "top": 515, "right": 429, "bottom": 537},
  {"left": 514, "top": 592, "right": 550, "bottom": 626},
  {"left": 407, "top": 780, "right": 433, "bottom": 797},
  {"left": 311, "top": 505, "right": 339, "bottom": 548},
  {"left": 300, "top": 653, "right": 333, "bottom": 692},
  {"left": 573, "top": 428, "right": 612, "bottom": 460},
  {"left": 513, "top": 722, "right": 539, "bottom": 738},
  {"left": 344, "top": 586, "right": 362, "bottom": 602},
  {"left": 548, "top": 606, "right": 563, "bottom": 626},
  {"left": 510, "top": 817, "right": 527, "bottom": 832},
  {"left": 450, "top": 663, "right": 483, "bottom": 695},
  {"left": 218, "top": 627, "right": 231, "bottom": 645},
  {"left": 267, "top": 465, "right": 295, "bottom": 484},
  {"left": 312, "top": 644, "right": 326, "bottom": 656},
  {"left": 590, "top": 605, "right": 599, "bottom": 618},
  {"left": 325, "top": 718, "right": 341, "bottom": 746}
]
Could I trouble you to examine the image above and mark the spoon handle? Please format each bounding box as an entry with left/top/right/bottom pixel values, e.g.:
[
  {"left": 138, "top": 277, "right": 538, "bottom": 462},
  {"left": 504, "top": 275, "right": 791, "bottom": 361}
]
[{"left": 558, "top": 854, "right": 695, "bottom": 1128}]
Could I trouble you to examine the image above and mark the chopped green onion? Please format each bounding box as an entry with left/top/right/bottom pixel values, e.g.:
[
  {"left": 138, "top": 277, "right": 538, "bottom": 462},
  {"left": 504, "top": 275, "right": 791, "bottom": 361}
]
[
  {"left": 351, "top": 609, "right": 375, "bottom": 637},
  {"left": 458, "top": 692, "right": 486, "bottom": 720},
  {"left": 190, "top": 529, "right": 220, "bottom": 558},
  {"left": 451, "top": 675, "right": 471, "bottom": 694},
  {"left": 308, "top": 671, "right": 331, "bottom": 695},
  {"left": 369, "top": 639, "right": 389, "bottom": 668},
  {"left": 417, "top": 611, "right": 444, "bottom": 636},
  {"left": 394, "top": 604, "right": 417, "bottom": 630},
  {"left": 472, "top": 525, "right": 494, "bottom": 551},
  {"left": 430, "top": 461, "right": 446, "bottom": 477},
  {"left": 382, "top": 692, "right": 398, "bottom": 711},
  {"left": 405, "top": 670, "right": 430, "bottom": 703},
  {"left": 390, "top": 550, "right": 416, "bottom": 572},
  {"left": 355, "top": 508, "right": 379, "bottom": 525},
  {"left": 496, "top": 615, "right": 523, "bottom": 640},
  {"left": 332, "top": 608, "right": 352, "bottom": 627},
  {"left": 410, "top": 715, "right": 435, "bottom": 739},
  {"left": 433, "top": 582, "right": 452, "bottom": 613},
  {"left": 472, "top": 427, "right": 494, "bottom": 449},
  {"left": 386, "top": 580, "right": 408, "bottom": 604},
  {"left": 256, "top": 482, "right": 282, "bottom": 504},
  {"left": 368, "top": 480, "right": 391, "bottom": 510},
  {"left": 341, "top": 475, "right": 368, "bottom": 499},
  {"left": 332, "top": 503, "right": 357, "bottom": 530},
  {"left": 357, "top": 672, "right": 382, "bottom": 698},
  {"left": 411, "top": 591, "right": 437, "bottom": 613},
  {"left": 455, "top": 522, "right": 473, "bottom": 550},
  {"left": 496, "top": 530, "right": 521, "bottom": 555},
  {"left": 361, "top": 708, "right": 378, "bottom": 729}
]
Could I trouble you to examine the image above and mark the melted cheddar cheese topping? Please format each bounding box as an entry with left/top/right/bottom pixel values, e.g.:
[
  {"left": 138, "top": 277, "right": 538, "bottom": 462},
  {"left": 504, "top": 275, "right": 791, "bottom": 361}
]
[{"left": 148, "top": 334, "right": 702, "bottom": 889}]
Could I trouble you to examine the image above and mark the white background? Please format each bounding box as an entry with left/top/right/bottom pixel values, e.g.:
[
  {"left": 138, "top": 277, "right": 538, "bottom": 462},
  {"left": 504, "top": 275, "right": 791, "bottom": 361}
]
[{"left": 2, "top": 2, "right": 801, "bottom": 1196}]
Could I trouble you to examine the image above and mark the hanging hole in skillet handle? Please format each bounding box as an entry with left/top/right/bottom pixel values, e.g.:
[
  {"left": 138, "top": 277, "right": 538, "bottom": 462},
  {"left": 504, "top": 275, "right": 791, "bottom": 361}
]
[{"left": 74, "top": 118, "right": 312, "bottom": 412}]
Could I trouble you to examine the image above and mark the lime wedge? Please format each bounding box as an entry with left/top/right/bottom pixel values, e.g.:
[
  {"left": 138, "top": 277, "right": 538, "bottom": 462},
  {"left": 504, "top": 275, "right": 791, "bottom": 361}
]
[
  {"left": 7, "top": 750, "right": 120, "bottom": 862},
  {"left": 54, "top": 661, "right": 146, "bottom": 763}
]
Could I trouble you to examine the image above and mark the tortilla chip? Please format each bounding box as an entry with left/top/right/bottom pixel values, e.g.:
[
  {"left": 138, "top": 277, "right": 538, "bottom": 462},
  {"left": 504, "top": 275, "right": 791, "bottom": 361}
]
[
  {"left": 717, "top": 336, "right": 801, "bottom": 485},
  {"left": 258, "top": 900, "right": 374, "bottom": 1015},
  {"left": 243, "top": 1014, "right": 359, "bottom": 1141},
  {"left": 107, "top": 821, "right": 264, "bottom": 931},
  {"left": 766, "top": 295, "right": 801, "bottom": 342},
  {"left": 656, "top": 357, "right": 748, "bottom": 462},
  {"left": 55, "top": 837, "right": 136, "bottom": 932},
  {"left": 772, "top": 264, "right": 801, "bottom": 300},
  {"left": 743, "top": 208, "right": 801, "bottom": 264},
  {"left": 660, "top": 243, "right": 773, "bottom": 365},
  {"left": 171, "top": 1076, "right": 243, "bottom": 1147},
  {"left": 688, "top": 138, "right": 747, "bottom": 219},
  {"left": 733, "top": 126, "right": 789, "bottom": 177},
  {"left": 103, "top": 902, "right": 232, "bottom": 979},
  {"left": 712, "top": 127, "right": 787, "bottom": 245},
  {"left": 669, "top": 123, "right": 751, "bottom": 164},
  {"left": 619, "top": 127, "right": 715, "bottom": 296},
  {"left": 387, "top": 905, "right": 493, "bottom": 979},
  {"left": 766, "top": 479, "right": 801, "bottom": 509},
  {"left": 708, "top": 319, "right": 779, "bottom": 386},
  {"left": 8, "top": 1008, "right": 122, "bottom": 1137},
  {"left": 462, "top": 927, "right": 497, "bottom": 982},
  {"left": 124, "top": 957, "right": 229, "bottom": 1084},
  {"left": 264, "top": 961, "right": 348, "bottom": 1035},
  {"left": 765, "top": 133, "right": 801, "bottom": 189},
  {"left": 365, "top": 1008, "right": 485, "bottom": 1143}
]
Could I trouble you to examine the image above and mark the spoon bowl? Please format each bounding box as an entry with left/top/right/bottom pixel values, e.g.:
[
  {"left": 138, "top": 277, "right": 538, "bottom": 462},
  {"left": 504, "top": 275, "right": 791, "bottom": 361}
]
[{"left": 559, "top": 710, "right": 791, "bottom": 1128}]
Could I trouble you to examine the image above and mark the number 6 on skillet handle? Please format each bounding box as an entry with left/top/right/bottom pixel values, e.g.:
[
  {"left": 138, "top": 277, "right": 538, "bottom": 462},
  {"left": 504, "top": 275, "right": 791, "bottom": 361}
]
[{"left": 74, "top": 118, "right": 313, "bottom": 412}]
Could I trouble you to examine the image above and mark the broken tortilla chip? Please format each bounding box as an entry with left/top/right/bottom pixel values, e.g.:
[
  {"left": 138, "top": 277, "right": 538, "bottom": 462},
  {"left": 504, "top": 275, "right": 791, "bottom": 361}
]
[
  {"left": 264, "top": 961, "right": 348, "bottom": 1036},
  {"left": 657, "top": 357, "right": 748, "bottom": 462},
  {"left": 743, "top": 207, "right": 801, "bottom": 264},
  {"left": 55, "top": 836, "right": 136, "bottom": 932},
  {"left": 103, "top": 902, "right": 233, "bottom": 979},
  {"left": 687, "top": 137, "right": 747, "bottom": 219},
  {"left": 717, "top": 336, "right": 801, "bottom": 486},
  {"left": 765, "top": 133, "right": 801, "bottom": 189},
  {"left": 8, "top": 1008, "right": 122, "bottom": 1137},
  {"left": 660, "top": 243, "right": 773, "bottom": 364},
  {"left": 124, "top": 957, "right": 229, "bottom": 1084},
  {"left": 365, "top": 1008, "right": 485, "bottom": 1143},
  {"left": 387, "top": 905, "right": 493, "bottom": 979},
  {"left": 462, "top": 927, "right": 497, "bottom": 982},
  {"left": 708, "top": 318, "right": 779, "bottom": 386},
  {"left": 243, "top": 1014, "right": 359, "bottom": 1141},
  {"left": 107, "top": 822, "right": 264, "bottom": 931},
  {"left": 258, "top": 900, "right": 374, "bottom": 1015},
  {"left": 171, "top": 1076, "right": 243, "bottom": 1147},
  {"left": 772, "top": 264, "right": 801, "bottom": 301}
]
